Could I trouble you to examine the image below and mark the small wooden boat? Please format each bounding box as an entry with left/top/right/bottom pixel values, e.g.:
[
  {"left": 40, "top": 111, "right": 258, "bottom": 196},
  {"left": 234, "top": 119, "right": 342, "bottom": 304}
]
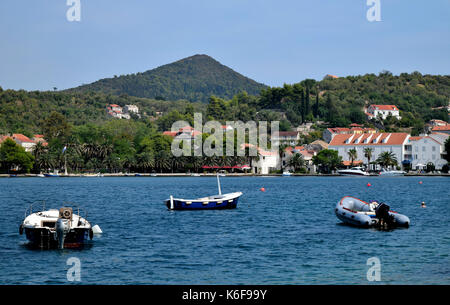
[
  {"left": 335, "top": 196, "right": 410, "bottom": 228},
  {"left": 165, "top": 174, "right": 243, "bottom": 210},
  {"left": 44, "top": 173, "right": 60, "bottom": 177}
]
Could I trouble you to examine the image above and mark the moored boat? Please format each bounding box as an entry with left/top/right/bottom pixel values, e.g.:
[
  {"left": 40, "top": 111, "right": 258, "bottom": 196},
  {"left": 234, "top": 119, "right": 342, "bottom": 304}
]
[
  {"left": 165, "top": 174, "right": 243, "bottom": 210},
  {"left": 335, "top": 196, "right": 410, "bottom": 228},
  {"left": 378, "top": 168, "right": 406, "bottom": 176},
  {"left": 19, "top": 204, "right": 100, "bottom": 249},
  {"left": 338, "top": 167, "right": 370, "bottom": 176},
  {"left": 44, "top": 173, "right": 60, "bottom": 177}
]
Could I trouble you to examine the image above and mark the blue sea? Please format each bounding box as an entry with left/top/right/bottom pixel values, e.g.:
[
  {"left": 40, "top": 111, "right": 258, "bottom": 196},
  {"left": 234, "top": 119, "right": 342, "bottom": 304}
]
[{"left": 0, "top": 176, "right": 449, "bottom": 284}]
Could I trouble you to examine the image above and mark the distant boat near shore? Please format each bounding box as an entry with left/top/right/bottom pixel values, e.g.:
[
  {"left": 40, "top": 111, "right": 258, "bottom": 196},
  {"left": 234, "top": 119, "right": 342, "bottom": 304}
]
[
  {"left": 378, "top": 168, "right": 406, "bottom": 176},
  {"left": 338, "top": 167, "right": 370, "bottom": 176},
  {"left": 44, "top": 173, "right": 60, "bottom": 177},
  {"left": 165, "top": 174, "right": 243, "bottom": 210}
]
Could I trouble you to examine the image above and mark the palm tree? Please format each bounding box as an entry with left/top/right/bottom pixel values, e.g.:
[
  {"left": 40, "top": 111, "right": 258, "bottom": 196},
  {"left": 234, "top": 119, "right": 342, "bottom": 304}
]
[
  {"left": 364, "top": 147, "right": 373, "bottom": 171},
  {"left": 288, "top": 153, "right": 305, "bottom": 172},
  {"left": 278, "top": 144, "right": 289, "bottom": 172},
  {"left": 347, "top": 148, "right": 358, "bottom": 167},
  {"left": 137, "top": 152, "right": 155, "bottom": 172},
  {"left": 376, "top": 151, "right": 398, "bottom": 169}
]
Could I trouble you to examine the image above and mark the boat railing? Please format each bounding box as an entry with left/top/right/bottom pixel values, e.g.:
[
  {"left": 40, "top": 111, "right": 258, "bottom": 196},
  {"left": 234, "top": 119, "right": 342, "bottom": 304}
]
[
  {"left": 24, "top": 201, "right": 47, "bottom": 217},
  {"left": 24, "top": 201, "right": 88, "bottom": 219}
]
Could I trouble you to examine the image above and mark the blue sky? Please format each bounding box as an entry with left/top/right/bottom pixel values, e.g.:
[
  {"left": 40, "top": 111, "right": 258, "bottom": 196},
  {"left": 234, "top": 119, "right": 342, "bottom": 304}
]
[{"left": 0, "top": 0, "right": 449, "bottom": 91}]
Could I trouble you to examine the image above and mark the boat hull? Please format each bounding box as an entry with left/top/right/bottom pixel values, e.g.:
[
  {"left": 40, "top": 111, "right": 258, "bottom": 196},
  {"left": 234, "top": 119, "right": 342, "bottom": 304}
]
[
  {"left": 335, "top": 196, "right": 410, "bottom": 228},
  {"left": 165, "top": 193, "right": 242, "bottom": 210},
  {"left": 24, "top": 227, "right": 91, "bottom": 249}
]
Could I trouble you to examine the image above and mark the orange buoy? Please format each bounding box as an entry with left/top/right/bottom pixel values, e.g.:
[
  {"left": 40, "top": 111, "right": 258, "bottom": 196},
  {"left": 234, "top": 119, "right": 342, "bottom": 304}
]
[
  {"left": 260, "top": 187, "right": 266, "bottom": 192},
  {"left": 367, "top": 183, "right": 372, "bottom": 187},
  {"left": 419, "top": 181, "right": 423, "bottom": 184}
]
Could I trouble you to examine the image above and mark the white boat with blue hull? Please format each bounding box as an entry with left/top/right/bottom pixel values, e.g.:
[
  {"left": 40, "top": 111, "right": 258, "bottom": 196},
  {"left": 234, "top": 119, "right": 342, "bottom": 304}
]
[
  {"left": 335, "top": 196, "right": 410, "bottom": 229},
  {"left": 165, "top": 174, "right": 243, "bottom": 210}
]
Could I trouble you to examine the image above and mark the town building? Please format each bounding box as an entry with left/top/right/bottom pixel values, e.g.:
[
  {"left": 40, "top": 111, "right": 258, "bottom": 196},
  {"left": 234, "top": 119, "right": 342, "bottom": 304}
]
[
  {"left": 323, "top": 126, "right": 376, "bottom": 143},
  {"left": 366, "top": 105, "right": 401, "bottom": 120},
  {"left": 107, "top": 104, "right": 139, "bottom": 120},
  {"left": 324, "top": 74, "right": 339, "bottom": 80},
  {"left": 124, "top": 105, "right": 139, "bottom": 114},
  {"left": 253, "top": 148, "right": 279, "bottom": 175},
  {"left": 282, "top": 146, "right": 316, "bottom": 173},
  {"left": 431, "top": 125, "right": 450, "bottom": 135},
  {"left": 271, "top": 131, "right": 300, "bottom": 146},
  {"left": 163, "top": 126, "right": 202, "bottom": 140},
  {"left": 407, "top": 133, "right": 449, "bottom": 170},
  {"left": 0, "top": 134, "right": 37, "bottom": 152},
  {"left": 329, "top": 133, "right": 410, "bottom": 169}
]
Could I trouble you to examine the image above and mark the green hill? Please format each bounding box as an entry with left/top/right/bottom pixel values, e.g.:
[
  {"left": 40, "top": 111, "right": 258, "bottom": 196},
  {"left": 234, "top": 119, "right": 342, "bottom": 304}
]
[{"left": 67, "top": 54, "right": 267, "bottom": 102}]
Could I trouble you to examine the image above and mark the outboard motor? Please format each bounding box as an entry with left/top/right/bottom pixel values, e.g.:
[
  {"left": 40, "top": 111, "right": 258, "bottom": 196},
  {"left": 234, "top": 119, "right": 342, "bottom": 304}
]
[
  {"left": 375, "top": 202, "right": 394, "bottom": 227},
  {"left": 56, "top": 218, "right": 69, "bottom": 249},
  {"left": 56, "top": 207, "right": 72, "bottom": 249}
]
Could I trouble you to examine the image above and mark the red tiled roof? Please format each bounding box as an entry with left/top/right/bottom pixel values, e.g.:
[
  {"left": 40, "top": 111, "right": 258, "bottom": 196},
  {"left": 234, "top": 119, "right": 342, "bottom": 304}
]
[
  {"left": 162, "top": 131, "right": 178, "bottom": 137},
  {"left": 342, "top": 160, "right": 363, "bottom": 166},
  {"left": 369, "top": 105, "right": 399, "bottom": 111},
  {"left": 329, "top": 133, "right": 409, "bottom": 146},
  {"left": 409, "top": 136, "right": 423, "bottom": 141},
  {"left": 13, "top": 134, "right": 34, "bottom": 143},
  {"left": 432, "top": 125, "right": 450, "bottom": 131}
]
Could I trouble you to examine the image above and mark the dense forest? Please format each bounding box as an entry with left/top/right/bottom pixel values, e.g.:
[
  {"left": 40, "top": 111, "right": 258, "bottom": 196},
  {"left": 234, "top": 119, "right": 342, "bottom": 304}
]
[{"left": 67, "top": 54, "right": 267, "bottom": 103}]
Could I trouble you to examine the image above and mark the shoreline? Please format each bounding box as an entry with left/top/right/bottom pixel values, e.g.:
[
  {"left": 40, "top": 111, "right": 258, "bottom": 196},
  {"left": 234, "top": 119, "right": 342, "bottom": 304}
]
[{"left": 1, "top": 173, "right": 449, "bottom": 178}]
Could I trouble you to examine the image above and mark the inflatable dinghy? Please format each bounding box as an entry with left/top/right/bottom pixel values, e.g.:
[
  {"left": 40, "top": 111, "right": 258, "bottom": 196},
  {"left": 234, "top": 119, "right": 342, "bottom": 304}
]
[{"left": 335, "top": 196, "right": 410, "bottom": 228}]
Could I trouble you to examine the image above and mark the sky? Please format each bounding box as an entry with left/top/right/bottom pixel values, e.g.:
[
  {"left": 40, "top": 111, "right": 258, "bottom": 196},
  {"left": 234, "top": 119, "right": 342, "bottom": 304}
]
[{"left": 0, "top": 0, "right": 449, "bottom": 91}]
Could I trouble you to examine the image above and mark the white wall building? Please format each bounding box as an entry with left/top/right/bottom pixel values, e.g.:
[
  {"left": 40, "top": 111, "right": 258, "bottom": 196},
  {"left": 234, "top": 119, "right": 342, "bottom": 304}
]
[
  {"left": 124, "top": 105, "right": 139, "bottom": 114},
  {"left": 329, "top": 133, "right": 410, "bottom": 169},
  {"left": 366, "top": 105, "right": 401, "bottom": 120},
  {"left": 271, "top": 131, "right": 300, "bottom": 147},
  {"left": 253, "top": 149, "right": 279, "bottom": 174},
  {"left": 407, "top": 133, "right": 449, "bottom": 170}
]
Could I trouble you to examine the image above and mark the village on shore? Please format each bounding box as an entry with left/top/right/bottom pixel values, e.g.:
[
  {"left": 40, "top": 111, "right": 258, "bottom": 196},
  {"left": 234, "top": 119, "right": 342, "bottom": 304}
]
[{"left": 1, "top": 103, "right": 449, "bottom": 177}]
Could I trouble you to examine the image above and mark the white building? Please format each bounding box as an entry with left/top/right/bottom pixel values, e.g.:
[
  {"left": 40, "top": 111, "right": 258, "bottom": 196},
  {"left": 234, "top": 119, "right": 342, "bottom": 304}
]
[
  {"left": 329, "top": 133, "right": 410, "bottom": 169},
  {"left": 366, "top": 105, "right": 401, "bottom": 120},
  {"left": 407, "top": 133, "right": 449, "bottom": 170},
  {"left": 253, "top": 149, "right": 279, "bottom": 174},
  {"left": 0, "top": 134, "right": 37, "bottom": 152},
  {"left": 124, "top": 105, "right": 139, "bottom": 114},
  {"left": 271, "top": 131, "right": 300, "bottom": 147}
]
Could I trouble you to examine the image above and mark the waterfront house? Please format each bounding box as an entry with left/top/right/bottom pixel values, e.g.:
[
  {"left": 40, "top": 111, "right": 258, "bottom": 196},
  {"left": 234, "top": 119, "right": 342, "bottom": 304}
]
[
  {"left": 329, "top": 133, "right": 410, "bottom": 169},
  {"left": 407, "top": 133, "right": 449, "bottom": 170},
  {"left": 323, "top": 126, "right": 376, "bottom": 143}
]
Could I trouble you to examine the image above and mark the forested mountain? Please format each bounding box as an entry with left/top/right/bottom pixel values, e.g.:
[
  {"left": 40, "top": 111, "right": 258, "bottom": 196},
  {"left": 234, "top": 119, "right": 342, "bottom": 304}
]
[{"left": 67, "top": 54, "right": 267, "bottom": 102}]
